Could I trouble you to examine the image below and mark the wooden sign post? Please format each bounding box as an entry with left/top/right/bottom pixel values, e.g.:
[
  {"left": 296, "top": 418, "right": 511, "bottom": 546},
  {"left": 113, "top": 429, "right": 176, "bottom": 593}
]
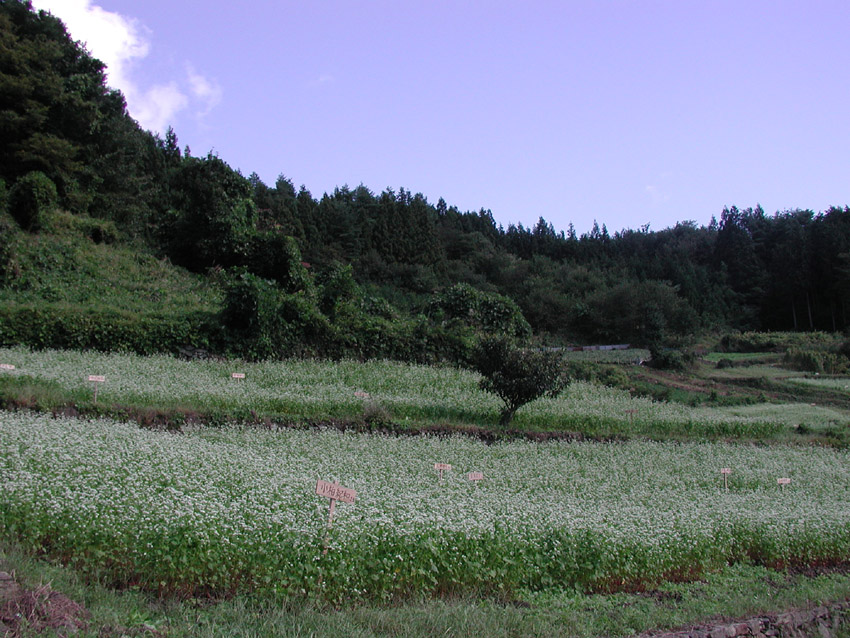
[
  {"left": 0, "top": 364, "right": 15, "bottom": 371},
  {"left": 720, "top": 467, "right": 731, "bottom": 491},
  {"left": 777, "top": 477, "right": 791, "bottom": 491},
  {"left": 316, "top": 479, "right": 356, "bottom": 555},
  {"left": 624, "top": 409, "right": 638, "bottom": 424},
  {"left": 231, "top": 372, "right": 245, "bottom": 380},
  {"left": 434, "top": 463, "right": 452, "bottom": 481},
  {"left": 88, "top": 375, "right": 105, "bottom": 404}
]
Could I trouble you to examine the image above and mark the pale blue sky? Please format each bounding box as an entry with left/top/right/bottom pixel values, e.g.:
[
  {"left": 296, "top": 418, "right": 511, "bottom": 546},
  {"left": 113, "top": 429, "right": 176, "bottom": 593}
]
[{"left": 33, "top": 0, "right": 850, "bottom": 235}]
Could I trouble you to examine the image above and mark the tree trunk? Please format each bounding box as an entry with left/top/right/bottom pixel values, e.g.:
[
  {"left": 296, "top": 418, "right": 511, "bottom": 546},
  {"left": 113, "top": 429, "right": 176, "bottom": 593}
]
[
  {"left": 831, "top": 299, "right": 837, "bottom": 332},
  {"left": 806, "top": 291, "right": 814, "bottom": 330},
  {"left": 791, "top": 297, "right": 798, "bottom": 331},
  {"left": 499, "top": 407, "right": 517, "bottom": 427}
]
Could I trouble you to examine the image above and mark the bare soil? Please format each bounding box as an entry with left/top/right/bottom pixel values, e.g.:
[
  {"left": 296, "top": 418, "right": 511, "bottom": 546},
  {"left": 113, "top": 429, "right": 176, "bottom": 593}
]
[{"left": 0, "top": 570, "right": 89, "bottom": 636}]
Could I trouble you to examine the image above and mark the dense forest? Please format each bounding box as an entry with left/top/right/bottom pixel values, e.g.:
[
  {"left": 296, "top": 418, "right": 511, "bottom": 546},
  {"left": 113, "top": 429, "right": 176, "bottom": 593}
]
[{"left": 2, "top": 0, "right": 849, "bottom": 362}]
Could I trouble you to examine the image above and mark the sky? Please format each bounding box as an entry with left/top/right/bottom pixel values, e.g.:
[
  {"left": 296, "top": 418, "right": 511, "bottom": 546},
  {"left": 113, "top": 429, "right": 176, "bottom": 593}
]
[{"left": 30, "top": 0, "right": 850, "bottom": 235}]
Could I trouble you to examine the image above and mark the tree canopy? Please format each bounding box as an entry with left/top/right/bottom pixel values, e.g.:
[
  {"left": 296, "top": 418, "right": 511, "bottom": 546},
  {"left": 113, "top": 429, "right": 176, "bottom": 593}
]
[{"left": 2, "top": 0, "right": 850, "bottom": 364}]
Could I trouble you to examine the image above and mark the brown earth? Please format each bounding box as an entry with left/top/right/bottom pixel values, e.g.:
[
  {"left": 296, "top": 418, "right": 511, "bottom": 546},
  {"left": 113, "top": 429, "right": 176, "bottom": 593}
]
[{"left": 0, "top": 570, "right": 89, "bottom": 636}]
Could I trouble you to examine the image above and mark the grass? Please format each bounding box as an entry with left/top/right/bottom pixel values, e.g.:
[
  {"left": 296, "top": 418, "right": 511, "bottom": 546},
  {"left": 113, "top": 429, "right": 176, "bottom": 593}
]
[
  {"left": 714, "top": 401, "right": 850, "bottom": 432},
  {"left": 0, "top": 214, "right": 221, "bottom": 315},
  {"left": 787, "top": 376, "right": 850, "bottom": 393},
  {"left": 702, "top": 352, "right": 783, "bottom": 363},
  {"left": 3, "top": 540, "right": 850, "bottom": 638},
  {"left": 561, "top": 348, "right": 650, "bottom": 364}
]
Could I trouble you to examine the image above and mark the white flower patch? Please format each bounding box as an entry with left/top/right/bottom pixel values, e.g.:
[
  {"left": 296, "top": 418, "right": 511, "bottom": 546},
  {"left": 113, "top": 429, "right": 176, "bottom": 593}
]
[
  {"left": 0, "top": 346, "right": 780, "bottom": 436},
  {"left": 1, "top": 410, "right": 849, "bottom": 596}
]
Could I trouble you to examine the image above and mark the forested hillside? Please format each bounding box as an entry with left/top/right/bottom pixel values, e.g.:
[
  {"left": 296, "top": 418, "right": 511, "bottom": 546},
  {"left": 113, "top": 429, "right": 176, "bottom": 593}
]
[{"left": 2, "top": 0, "right": 849, "bottom": 362}]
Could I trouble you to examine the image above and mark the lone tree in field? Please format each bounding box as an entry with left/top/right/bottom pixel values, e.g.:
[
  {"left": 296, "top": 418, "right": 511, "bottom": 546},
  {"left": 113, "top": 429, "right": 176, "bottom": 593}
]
[{"left": 473, "top": 336, "right": 567, "bottom": 426}]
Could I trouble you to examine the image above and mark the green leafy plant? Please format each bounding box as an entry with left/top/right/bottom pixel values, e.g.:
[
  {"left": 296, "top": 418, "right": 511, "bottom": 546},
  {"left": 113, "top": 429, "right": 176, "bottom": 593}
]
[
  {"left": 9, "top": 172, "right": 58, "bottom": 232},
  {"left": 472, "top": 336, "right": 566, "bottom": 426}
]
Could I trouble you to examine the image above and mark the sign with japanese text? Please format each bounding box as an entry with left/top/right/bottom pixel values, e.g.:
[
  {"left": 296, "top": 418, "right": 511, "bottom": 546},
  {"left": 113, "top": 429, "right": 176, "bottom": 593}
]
[{"left": 316, "top": 479, "right": 356, "bottom": 504}]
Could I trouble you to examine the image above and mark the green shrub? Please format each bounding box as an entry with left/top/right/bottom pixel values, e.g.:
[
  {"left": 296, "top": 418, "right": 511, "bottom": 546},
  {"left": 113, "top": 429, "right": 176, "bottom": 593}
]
[
  {"left": 220, "top": 269, "right": 331, "bottom": 360},
  {"left": 317, "top": 262, "right": 360, "bottom": 316},
  {"left": 0, "top": 303, "right": 215, "bottom": 354},
  {"left": 0, "top": 214, "right": 17, "bottom": 284},
  {"left": 648, "top": 346, "right": 696, "bottom": 371},
  {"left": 472, "top": 336, "right": 566, "bottom": 426},
  {"left": 9, "top": 172, "right": 58, "bottom": 232},
  {"left": 720, "top": 331, "right": 839, "bottom": 353},
  {"left": 783, "top": 347, "right": 849, "bottom": 374},
  {"left": 565, "top": 361, "right": 630, "bottom": 389},
  {"left": 0, "top": 178, "right": 7, "bottom": 213},
  {"left": 248, "top": 232, "right": 313, "bottom": 293},
  {"left": 429, "top": 283, "right": 531, "bottom": 339}
]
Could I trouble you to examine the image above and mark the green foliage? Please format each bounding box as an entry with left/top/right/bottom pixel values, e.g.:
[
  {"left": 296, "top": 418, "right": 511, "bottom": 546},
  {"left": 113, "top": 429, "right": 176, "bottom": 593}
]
[
  {"left": 583, "top": 280, "right": 698, "bottom": 346},
  {"left": 317, "top": 262, "right": 360, "bottom": 316},
  {"left": 167, "top": 154, "right": 256, "bottom": 271},
  {"left": 429, "top": 283, "right": 531, "bottom": 339},
  {"left": 473, "top": 336, "right": 566, "bottom": 425},
  {"left": 0, "top": 213, "right": 17, "bottom": 284},
  {"left": 720, "top": 331, "right": 841, "bottom": 353},
  {"left": 648, "top": 346, "right": 696, "bottom": 371},
  {"left": 220, "top": 269, "right": 330, "bottom": 360},
  {"left": 0, "top": 303, "right": 214, "bottom": 354},
  {"left": 783, "top": 347, "right": 849, "bottom": 374},
  {"left": 248, "top": 232, "right": 312, "bottom": 293},
  {"left": 8, "top": 171, "right": 57, "bottom": 231},
  {"left": 0, "top": 178, "right": 6, "bottom": 213},
  {"left": 8, "top": 0, "right": 850, "bottom": 355},
  {"left": 565, "top": 361, "right": 630, "bottom": 389}
]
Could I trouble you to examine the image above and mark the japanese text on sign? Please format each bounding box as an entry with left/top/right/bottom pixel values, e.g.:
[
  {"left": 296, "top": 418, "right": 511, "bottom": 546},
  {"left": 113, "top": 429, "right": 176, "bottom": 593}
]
[
  {"left": 316, "top": 479, "right": 356, "bottom": 503},
  {"left": 88, "top": 375, "right": 105, "bottom": 383}
]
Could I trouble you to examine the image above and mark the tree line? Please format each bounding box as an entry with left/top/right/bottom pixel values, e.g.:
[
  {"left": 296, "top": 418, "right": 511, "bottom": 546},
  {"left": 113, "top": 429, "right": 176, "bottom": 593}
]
[{"left": 2, "top": 0, "right": 850, "bottom": 361}]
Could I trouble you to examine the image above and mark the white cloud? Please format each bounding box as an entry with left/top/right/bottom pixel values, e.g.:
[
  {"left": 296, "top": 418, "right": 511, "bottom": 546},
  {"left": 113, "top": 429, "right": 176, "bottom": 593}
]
[
  {"left": 31, "top": 0, "right": 220, "bottom": 134},
  {"left": 131, "top": 83, "right": 190, "bottom": 134},
  {"left": 187, "top": 64, "right": 223, "bottom": 117}
]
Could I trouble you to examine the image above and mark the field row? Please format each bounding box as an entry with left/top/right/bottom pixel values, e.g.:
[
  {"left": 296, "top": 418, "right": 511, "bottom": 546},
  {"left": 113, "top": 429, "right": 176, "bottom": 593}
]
[
  {"left": 1, "top": 411, "right": 848, "bottom": 600},
  {"left": 0, "top": 346, "right": 784, "bottom": 437}
]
